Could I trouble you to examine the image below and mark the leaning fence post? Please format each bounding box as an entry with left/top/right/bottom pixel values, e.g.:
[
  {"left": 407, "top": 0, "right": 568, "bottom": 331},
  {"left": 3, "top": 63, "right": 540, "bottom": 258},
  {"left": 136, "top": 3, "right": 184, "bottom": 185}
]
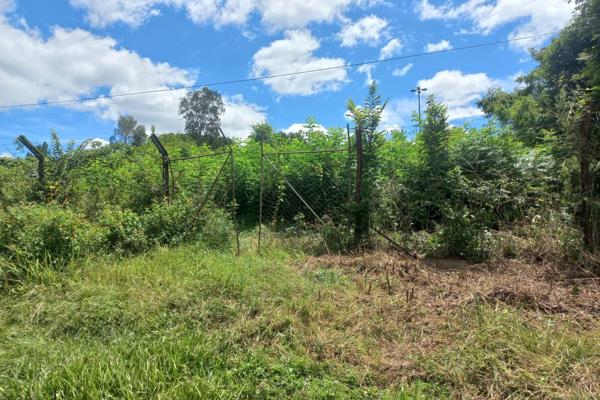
[
  {"left": 17, "top": 135, "right": 45, "bottom": 195},
  {"left": 150, "top": 133, "right": 170, "bottom": 202}
]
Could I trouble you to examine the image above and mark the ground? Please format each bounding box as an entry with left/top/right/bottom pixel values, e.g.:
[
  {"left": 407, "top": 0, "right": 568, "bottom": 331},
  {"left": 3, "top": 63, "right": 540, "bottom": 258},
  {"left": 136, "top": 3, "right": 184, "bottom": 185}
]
[{"left": 0, "top": 243, "right": 598, "bottom": 399}]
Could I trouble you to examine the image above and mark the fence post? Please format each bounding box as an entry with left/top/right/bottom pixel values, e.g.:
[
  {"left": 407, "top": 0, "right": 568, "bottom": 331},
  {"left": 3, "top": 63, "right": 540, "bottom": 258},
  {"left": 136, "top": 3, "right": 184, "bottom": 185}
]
[
  {"left": 354, "top": 125, "right": 364, "bottom": 248},
  {"left": 149, "top": 133, "right": 170, "bottom": 202},
  {"left": 258, "top": 140, "right": 264, "bottom": 255},
  {"left": 219, "top": 128, "right": 241, "bottom": 257},
  {"left": 346, "top": 124, "right": 352, "bottom": 203},
  {"left": 17, "top": 135, "right": 45, "bottom": 195}
]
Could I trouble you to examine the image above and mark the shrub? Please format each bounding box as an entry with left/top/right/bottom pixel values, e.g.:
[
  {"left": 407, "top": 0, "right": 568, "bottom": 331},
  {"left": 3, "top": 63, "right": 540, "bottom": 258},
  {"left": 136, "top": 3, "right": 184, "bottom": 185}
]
[
  {"left": 141, "top": 199, "right": 233, "bottom": 250},
  {"left": 0, "top": 204, "right": 105, "bottom": 268},
  {"left": 433, "top": 207, "right": 495, "bottom": 261},
  {"left": 96, "top": 207, "right": 147, "bottom": 254}
]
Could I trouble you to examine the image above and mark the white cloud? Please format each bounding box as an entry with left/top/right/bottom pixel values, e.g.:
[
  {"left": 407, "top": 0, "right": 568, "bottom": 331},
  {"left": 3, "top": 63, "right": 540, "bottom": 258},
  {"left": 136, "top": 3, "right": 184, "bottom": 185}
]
[
  {"left": 381, "top": 98, "right": 416, "bottom": 131},
  {"left": 251, "top": 30, "right": 347, "bottom": 95},
  {"left": 416, "top": 0, "right": 574, "bottom": 51},
  {"left": 417, "top": 69, "right": 499, "bottom": 120},
  {"left": 221, "top": 94, "right": 267, "bottom": 138},
  {"left": 259, "top": 0, "right": 353, "bottom": 30},
  {"left": 392, "top": 63, "right": 413, "bottom": 77},
  {"left": 283, "top": 122, "right": 327, "bottom": 135},
  {"left": 0, "top": 151, "right": 14, "bottom": 159},
  {"left": 338, "top": 15, "right": 388, "bottom": 47},
  {"left": 425, "top": 39, "right": 452, "bottom": 52},
  {"left": 0, "top": 16, "right": 266, "bottom": 136},
  {"left": 0, "top": 0, "right": 14, "bottom": 13},
  {"left": 70, "top": 0, "right": 381, "bottom": 30},
  {"left": 0, "top": 18, "right": 194, "bottom": 132},
  {"left": 379, "top": 38, "right": 403, "bottom": 59},
  {"left": 357, "top": 64, "right": 375, "bottom": 86}
]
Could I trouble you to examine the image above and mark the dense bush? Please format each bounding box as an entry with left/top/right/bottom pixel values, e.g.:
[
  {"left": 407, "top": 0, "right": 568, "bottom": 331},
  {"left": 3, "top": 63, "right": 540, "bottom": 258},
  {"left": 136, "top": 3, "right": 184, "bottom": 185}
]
[{"left": 0, "top": 200, "right": 233, "bottom": 285}]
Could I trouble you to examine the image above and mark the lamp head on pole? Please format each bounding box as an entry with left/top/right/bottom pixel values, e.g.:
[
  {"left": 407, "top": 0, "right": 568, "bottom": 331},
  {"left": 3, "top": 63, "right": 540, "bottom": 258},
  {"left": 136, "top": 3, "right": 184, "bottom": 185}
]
[{"left": 411, "top": 86, "right": 428, "bottom": 94}]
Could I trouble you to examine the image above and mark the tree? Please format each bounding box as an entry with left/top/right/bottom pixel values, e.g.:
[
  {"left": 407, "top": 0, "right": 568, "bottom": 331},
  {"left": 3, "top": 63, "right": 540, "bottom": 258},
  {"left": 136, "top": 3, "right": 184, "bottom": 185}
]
[
  {"left": 347, "top": 81, "right": 387, "bottom": 247},
  {"left": 111, "top": 116, "right": 147, "bottom": 146},
  {"left": 179, "top": 88, "right": 227, "bottom": 147},
  {"left": 416, "top": 95, "right": 451, "bottom": 227},
  {"left": 478, "top": 88, "right": 544, "bottom": 146},
  {"left": 250, "top": 121, "right": 275, "bottom": 144},
  {"left": 476, "top": 0, "right": 600, "bottom": 248}
]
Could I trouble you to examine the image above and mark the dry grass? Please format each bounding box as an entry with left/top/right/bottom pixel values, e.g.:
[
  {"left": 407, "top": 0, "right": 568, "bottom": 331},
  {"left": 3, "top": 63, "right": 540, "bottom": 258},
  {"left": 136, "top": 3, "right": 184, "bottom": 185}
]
[{"left": 296, "top": 251, "right": 600, "bottom": 398}]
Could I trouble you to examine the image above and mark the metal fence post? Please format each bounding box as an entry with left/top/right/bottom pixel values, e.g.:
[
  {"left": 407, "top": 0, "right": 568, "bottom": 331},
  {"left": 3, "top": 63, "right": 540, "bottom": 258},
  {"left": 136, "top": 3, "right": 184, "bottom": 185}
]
[
  {"left": 17, "top": 135, "right": 45, "bottom": 196},
  {"left": 150, "top": 133, "right": 170, "bottom": 202}
]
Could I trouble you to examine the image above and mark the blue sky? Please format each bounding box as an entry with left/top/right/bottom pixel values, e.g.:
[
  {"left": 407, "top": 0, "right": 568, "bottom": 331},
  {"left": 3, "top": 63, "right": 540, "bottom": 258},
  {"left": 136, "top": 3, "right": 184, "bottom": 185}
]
[{"left": 0, "top": 0, "right": 575, "bottom": 154}]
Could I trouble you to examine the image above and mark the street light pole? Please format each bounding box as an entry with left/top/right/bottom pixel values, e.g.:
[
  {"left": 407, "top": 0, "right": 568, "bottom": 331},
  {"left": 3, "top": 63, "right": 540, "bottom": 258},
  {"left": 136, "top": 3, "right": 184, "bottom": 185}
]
[{"left": 411, "top": 86, "right": 427, "bottom": 131}]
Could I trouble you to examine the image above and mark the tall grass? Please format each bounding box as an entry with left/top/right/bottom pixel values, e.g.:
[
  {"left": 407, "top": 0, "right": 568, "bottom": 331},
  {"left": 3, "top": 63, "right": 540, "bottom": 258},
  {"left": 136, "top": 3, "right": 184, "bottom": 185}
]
[{"left": 0, "top": 243, "right": 598, "bottom": 399}]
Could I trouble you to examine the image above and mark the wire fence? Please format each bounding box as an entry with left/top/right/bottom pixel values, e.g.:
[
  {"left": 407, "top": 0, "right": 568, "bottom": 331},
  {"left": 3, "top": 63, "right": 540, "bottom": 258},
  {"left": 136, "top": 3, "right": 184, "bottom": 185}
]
[
  {"left": 4, "top": 128, "right": 597, "bottom": 258},
  {"left": 257, "top": 143, "right": 352, "bottom": 254}
]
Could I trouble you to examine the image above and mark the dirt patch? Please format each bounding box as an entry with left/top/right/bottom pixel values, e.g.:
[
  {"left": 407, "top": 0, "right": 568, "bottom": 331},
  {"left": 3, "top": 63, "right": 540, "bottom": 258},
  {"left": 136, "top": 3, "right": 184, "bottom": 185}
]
[{"left": 299, "top": 251, "right": 600, "bottom": 319}]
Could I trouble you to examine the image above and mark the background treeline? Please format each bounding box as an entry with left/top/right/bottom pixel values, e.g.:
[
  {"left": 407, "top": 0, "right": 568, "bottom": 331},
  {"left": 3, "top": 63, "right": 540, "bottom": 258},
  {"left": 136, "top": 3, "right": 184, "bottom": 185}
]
[{"left": 0, "top": 0, "right": 599, "bottom": 279}]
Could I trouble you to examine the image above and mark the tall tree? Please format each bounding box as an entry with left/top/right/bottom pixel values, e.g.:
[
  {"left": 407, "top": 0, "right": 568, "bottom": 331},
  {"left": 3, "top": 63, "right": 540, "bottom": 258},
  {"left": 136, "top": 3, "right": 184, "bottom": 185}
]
[
  {"left": 250, "top": 121, "right": 274, "bottom": 144},
  {"left": 418, "top": 95, "right": 451, "bottom": 227},
  {"left": 111, "top": 116, "right": 147, "bottom": 146},
  {"left": 179, "top": 88, "right": 227, "bottom": 147},
  {"left": 484, "top": 0, "right": 600, "bottom": 247},
  {"left": 347, "top": 81, "right": 386, "bottom": 247}
]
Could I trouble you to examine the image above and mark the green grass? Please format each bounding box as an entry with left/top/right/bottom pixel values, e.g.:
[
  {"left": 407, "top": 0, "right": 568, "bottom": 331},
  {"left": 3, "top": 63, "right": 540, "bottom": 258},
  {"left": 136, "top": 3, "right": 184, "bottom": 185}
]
[{"left": 0, "top": 244, "right": 598, "bottom": 399}]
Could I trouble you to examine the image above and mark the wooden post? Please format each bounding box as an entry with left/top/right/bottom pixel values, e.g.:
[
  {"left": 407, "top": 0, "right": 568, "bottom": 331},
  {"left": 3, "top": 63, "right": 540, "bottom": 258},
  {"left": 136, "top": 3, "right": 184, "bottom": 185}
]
[
  {"left": 258, "top": 140, "right": 264, "bottom": 255},
  {"left": 17, "top": 135, "right": 45, "bottom": 192},
  {"left": 150, "top": 133, "right": 170, "bottom": 202},
  {"left": 346, "top": 124, "right": 352, "bottom": 203},
  {"left": 354, "top": 125, "right": 364, "bottom": 248}
]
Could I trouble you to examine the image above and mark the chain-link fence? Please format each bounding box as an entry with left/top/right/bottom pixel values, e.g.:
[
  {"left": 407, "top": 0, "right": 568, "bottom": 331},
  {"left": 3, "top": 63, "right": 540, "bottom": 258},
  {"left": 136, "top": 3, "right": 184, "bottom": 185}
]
[{"left": 257, "top": 139, "right": 353, "bottom": 254}]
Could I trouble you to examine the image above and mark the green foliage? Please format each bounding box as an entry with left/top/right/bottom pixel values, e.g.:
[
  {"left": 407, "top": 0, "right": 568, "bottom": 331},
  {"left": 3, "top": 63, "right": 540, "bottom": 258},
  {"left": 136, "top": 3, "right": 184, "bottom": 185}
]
[
  {"left": 0, "top": 200, "right": 233, "bottom": 285},
  {"left": 0, "top": 204, "right": 105, "bottom": 273},
  {"left": 112, "top": 115, "right": 147, "bottom": 146},
  {"left": 179, "top": 88, "right": 228, "bottom": 147}
]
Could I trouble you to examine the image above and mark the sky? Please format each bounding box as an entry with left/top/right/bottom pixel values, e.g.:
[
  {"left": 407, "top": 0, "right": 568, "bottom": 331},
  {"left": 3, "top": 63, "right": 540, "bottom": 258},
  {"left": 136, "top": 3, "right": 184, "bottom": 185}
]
[{"left": 0, "top": 0, "right": 576, "bottom": 155}]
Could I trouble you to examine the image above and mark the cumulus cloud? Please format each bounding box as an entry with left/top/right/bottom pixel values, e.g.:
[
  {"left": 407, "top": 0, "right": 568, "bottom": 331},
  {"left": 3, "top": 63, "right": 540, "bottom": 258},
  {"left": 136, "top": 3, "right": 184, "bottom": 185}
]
[
  {"left": 251, "top": 30, "right": 348, "bottom": 95},
  {"left": 381, "top": 98, "right": 416, "bottom": 131},
  {"left": 425, "top": 39, "right": 453, "bottom": 52},
  {"left": 0, "top": 151, "right": 14, "bottom": 159},
  {"left": 221, "top": 95, "right": 267, "bottom": 138},
  {"left": 70, "top": 0, "right": 380, "bottom": 30},
  {"left": 416, "top": 0, "right": 574, "bottom": 50},
  {"left": 0, "top": 15, "right": 265, "bottom": 136},
  {"left": 283, "top": 122, "right": 327, "bottom": 135},
  {"left": 417, "top": 69, "right": 499, "bottom": 120},
  {"left": 379, "top": 38, "right": 403, "bottom": 59},
  {"left": 338, "top": 15, "right": 388, "bottom": 47},
  {"left": 392, "top": 63, "right": 413, "bottom": 77}
]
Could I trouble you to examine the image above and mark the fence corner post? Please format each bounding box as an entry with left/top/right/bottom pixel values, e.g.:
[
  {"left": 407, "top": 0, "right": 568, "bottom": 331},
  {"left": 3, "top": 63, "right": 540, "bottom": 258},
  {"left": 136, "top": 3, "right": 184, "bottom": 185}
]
[
  {"left": 17, "top": 135, "right": 46, "bottom": 198},
  {"left": 150, "top": 133, "right": 170, "bottom": 202}
]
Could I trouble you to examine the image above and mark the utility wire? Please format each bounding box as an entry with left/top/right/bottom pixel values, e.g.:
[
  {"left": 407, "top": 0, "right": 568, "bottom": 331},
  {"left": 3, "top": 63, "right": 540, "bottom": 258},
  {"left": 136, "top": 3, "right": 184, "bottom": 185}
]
[{"left": 0, "top": 32, "right": 557, "bottom": 110}]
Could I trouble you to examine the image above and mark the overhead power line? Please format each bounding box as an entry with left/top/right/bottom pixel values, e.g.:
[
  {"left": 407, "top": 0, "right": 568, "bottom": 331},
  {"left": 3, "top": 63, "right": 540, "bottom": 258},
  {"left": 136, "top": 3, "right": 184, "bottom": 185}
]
[{"left": 0, "top": 31, "right": 558, "bottom": 110}]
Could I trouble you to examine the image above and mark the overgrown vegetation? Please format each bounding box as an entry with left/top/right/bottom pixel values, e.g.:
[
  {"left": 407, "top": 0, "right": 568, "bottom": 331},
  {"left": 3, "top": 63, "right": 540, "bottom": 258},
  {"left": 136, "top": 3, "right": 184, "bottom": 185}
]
[{"left": 0, "top": 1, "right": 599, "bottom": 397}]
